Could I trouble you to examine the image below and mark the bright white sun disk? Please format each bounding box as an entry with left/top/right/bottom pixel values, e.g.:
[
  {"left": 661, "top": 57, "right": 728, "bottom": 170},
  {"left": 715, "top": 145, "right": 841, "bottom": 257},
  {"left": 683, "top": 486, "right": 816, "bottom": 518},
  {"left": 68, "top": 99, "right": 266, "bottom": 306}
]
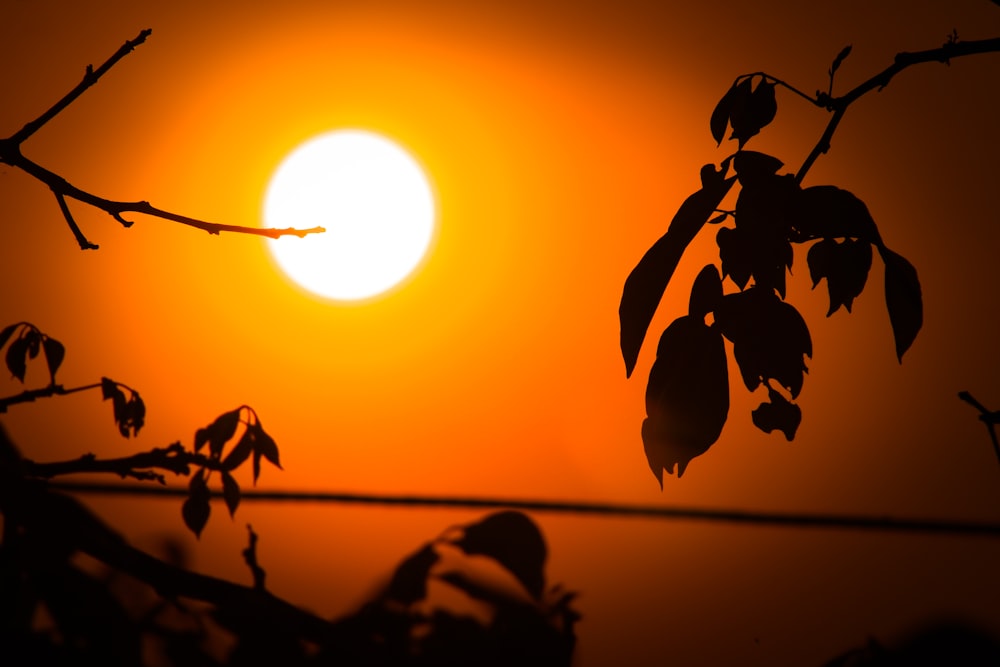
[{"left": 264, "top": 130, "right": 435, "bottom": 301}]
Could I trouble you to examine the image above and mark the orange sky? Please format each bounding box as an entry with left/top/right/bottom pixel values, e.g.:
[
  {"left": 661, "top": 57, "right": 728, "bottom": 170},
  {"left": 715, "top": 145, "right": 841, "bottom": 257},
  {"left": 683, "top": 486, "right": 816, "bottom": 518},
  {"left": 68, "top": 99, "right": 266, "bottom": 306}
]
[{"left": 2, "top": 0, "right": 1000, "bottom": 664}]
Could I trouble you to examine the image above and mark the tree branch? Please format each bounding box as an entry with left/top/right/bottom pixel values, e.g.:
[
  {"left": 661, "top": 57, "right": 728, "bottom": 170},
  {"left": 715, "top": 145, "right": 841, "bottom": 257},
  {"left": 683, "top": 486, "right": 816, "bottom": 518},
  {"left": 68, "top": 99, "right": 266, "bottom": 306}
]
[
  {"left": 21, "top": 442, "right": 227, "bottom": 482},
  {"left": 0, "top": 381, "right": 101, "bottom": 413},
  {"left": 795, "top": 36, "right": 1000, "bottom": 183},
  {"left": 0, "top": 30, "right": 325, "bottom": 246}
]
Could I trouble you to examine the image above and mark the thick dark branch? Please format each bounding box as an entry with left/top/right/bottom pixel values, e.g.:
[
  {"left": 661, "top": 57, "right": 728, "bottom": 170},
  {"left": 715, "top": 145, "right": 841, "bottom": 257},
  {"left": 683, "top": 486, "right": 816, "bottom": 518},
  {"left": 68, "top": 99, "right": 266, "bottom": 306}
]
[
  {"left": 0, "top": 381, "right": 100, "bottom": 413},
  {"left": 22, "top": 443, "right": 223, "bottom": 481},
  {"left": 9, "top": 29, "right": 152, "bottom": 145},
  {"left": 51, "top": 480, "right": 1000, "bottom": 538},
  {"left": 796, "top": 36, "right": 1000, "bottom": 182}
]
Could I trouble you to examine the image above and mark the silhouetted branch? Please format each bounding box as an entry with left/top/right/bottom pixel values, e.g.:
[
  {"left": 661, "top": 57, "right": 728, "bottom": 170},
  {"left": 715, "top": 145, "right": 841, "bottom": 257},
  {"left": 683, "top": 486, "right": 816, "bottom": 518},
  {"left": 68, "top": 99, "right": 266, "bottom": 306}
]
[
  {"left": 0, "top": 381, "right": 100, "bottom": 413},
  {"left": 795, "top": 35, "right": 1000, "bottom": 182},
  {"left": 0, "top": 30, "right": 325, "bottom": 249},
  {"left": 959, "top": 391, "right": 1000, "bottom": 465},
  {"left": 23, "top": 443, "right": 225, "bottom": 482},
  {"left": 51, "top": 480, "right": 1000, "bottom": 538}
]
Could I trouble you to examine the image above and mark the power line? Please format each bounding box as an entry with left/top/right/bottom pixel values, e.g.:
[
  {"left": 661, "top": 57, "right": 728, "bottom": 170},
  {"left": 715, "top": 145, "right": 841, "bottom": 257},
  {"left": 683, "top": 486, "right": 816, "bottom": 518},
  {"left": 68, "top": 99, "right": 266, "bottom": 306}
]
[{"left": 51, "top": 480, "right": 1000, "bottom": 538}]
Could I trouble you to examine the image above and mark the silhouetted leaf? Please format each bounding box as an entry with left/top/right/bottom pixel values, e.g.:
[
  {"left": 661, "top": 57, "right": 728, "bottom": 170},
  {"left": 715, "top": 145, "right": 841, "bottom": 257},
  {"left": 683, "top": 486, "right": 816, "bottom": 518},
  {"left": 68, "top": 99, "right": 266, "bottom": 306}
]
[
  {"left": 710, "top": 82, "right": 739, "bottom": 146},
  {"left": 41, "top": 336, "right": 66, "bottom": 379},
  {"left": 730, "top": 77, "right": 777, "bottom": 147},
  {"left": 830, "top": 44, "right": 852, "bottom": 75},
  {"left": 5, "top": 334, "right": 29, "bottom": 382},
  {"left": 454, "top": 511, "right": 547, "bottom": 600},
  {"left": 642, "top": 315, "right": 729, "bottom": 484},
  {"left": 807, "top": 238, "right": 872, "bottom": 315},
  {"left": 619, "top": 166, "right": 736, "bottom": 376},
  {"left": 195, "top": 408, "right": 241, "bottom": 458},
  {"left": 796, "top": 185, "right": 880, "bottom": 242},
  {"left": 386, "top": 544, "right": 439, "bottom": 605},
  {"left": 182, "top": 470, "right": 211, "bottom": 538},
  {"left": 715, "top": 287, "right": 812, "bottom": 397},
  {"left": 100, "top": 376, "right": 118, "bottom": 400},
  {"left": 733, "top": 151, "right": 784, "bottom": 186},
  {"left": 0, "top": 323, "right": 19, "bottom": 351},
  {"left": 751, "top": 388, "right": 802, "bottom": 440},
  {"left": 879, "top": 246, "right": 922, "bottom": 361},
  {"left": 253, "top": 422, "right": 282, "bottom": 469},
  {"left": 222, "top": 429, "right": 254, "bottom": 471},
  {"left": 25, "top": 329, "right": 41, "bottom": 359},
  {"left": 221, "top": 470, "right": 240, "bottom": 517},
  {"left": 688, "top": 264, "right": 723, "bottom": 319}
]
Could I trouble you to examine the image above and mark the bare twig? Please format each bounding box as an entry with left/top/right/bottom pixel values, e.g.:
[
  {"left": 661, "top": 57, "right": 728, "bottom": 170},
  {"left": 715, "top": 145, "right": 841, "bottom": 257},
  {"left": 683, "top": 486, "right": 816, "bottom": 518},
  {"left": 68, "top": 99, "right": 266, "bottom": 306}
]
[
  {"left": 0, "top": 30, "right": 325, "bottom": 247},
  {"left": 50, "top": 480, "right": 1000, "bottom": 538},
  {"left": 958, "top": 391, "right": 1000, "bottom": 466},
  {"left": 795, "top": 36, "right": 1000, "bottom": 183}
]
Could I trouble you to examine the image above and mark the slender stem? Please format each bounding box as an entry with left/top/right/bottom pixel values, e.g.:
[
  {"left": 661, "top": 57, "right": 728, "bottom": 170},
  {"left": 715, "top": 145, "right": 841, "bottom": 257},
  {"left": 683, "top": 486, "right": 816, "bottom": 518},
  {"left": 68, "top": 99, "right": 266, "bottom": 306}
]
[
  {"left": 0, "top": 381, "right": 101, "bottom": 413},
  {"left": 959, "top": 391, "right": 1000, "bottom": 466},
  {"left": 51, "top": 480, "right": 1000, "bottom": 538}
]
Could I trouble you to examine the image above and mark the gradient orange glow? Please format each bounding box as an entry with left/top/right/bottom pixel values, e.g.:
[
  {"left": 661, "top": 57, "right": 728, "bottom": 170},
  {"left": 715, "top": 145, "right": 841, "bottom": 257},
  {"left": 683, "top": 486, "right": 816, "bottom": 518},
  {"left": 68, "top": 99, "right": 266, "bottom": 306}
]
[{"left": 2, "top": 1, "right": 999, "bottom": 664}]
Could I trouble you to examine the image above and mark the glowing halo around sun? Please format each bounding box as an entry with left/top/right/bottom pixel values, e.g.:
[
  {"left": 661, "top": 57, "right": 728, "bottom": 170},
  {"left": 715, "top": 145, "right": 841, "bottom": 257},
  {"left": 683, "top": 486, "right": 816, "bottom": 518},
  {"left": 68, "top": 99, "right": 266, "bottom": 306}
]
[{"left": 263, "top": 130, "right": 436, "bottom": 301}]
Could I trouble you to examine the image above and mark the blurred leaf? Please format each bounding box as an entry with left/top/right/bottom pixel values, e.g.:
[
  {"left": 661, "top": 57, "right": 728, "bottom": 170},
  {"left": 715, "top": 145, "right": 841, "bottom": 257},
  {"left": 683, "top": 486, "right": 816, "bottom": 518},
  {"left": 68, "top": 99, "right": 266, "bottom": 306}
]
[
  {"left": 253, "top": 422, "right": 282, "bottom": 469},
  {"left": 386, "top": 544, "right": 439, "bottom": 605},
  {"left": 41, "top": 336, "right": 66, "bottom": 380},
  {"left": 182, "top": 470, "right": 211, "bottom": 538},
  {"left": 730, "top": 78, "right": 777, "bottom": 147},
  {"left": 796, "top": 185, "right": 880, "bottom": 242},
  {"left": 688, "top": 264, "right": 723, "bottom": 319},
  {"left": 619, "top": 166, "right": 736, "bottom": 377},
  {"left": 733, "top": 151, "right": 784, "bottom": 186},
  {"left": 100, "top": 376, "right": 118, "bottom": 400},
  {"left": 879, "top": 246, "right": 923, "bottom": 361},
  {"left": 830, "top": 44, "right": 852, "bottom": 75},
  {"left": 196, "top": 408, "right": 241, "bottom": 458},
  {"left": 454, "top": 511, "right": 547, "bottom": 600},
  {"left": 751, "top": 388, "right": 802, "bottom": 440},
  {"left": 25, "top": 329, "right": 41, "bottom": 359},
  {"left": 222, "top": 429, "right": 254, "bottom": 471},
  {"left": 221, "top": 470, "right": 241, "bottom": 517},
  {"left": 715, "top": 288, "right": 812, "bottom": 398},
  {"left": 126, "top": 393, "right": 145, "bottom": 437},
  {"left": 5, "top": 334, "right": 29, "bottom": 382},
  {"left": 642, "top": 315, "right": 729, "bottom": 484},
  {"left": 807, "top": 238, "right": 873, "bottom": 315},
  {"left": 709, "top": 81, "right": 739, "bottom": 146},
  {"left": 0, "top": 323, "right": 19, "bottom": 351}
]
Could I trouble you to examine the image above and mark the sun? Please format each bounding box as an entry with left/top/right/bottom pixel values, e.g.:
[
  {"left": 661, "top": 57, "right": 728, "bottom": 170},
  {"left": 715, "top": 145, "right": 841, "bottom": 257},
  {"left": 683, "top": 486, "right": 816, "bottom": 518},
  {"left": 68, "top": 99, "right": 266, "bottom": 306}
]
[{"left": 263, "top": 130, "right": 436, "bottom": 301}]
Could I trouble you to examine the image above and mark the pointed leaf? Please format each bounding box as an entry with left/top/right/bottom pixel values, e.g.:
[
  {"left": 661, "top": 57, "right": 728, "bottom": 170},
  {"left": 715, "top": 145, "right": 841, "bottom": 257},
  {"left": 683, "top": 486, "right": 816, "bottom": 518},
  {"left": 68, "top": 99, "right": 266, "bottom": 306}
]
[
  {"left": 222, "top": 429, "right": 254, "bottom": 471},
  {"left": 0, "top": 323, "right": 19, "bottom": 351},
  {"left": 879, "top": 246, "right": 922, "bottom": 361},
  {"left": 5, "top": 335, "right": 29, "bottom": 382},
  {"left": 619, "top": 168, "right": 736, "bottom": 376},
  {"left": 643, "top": 315, "right": 729, "bottom": 484},
  {"left": 710, "top": 82, "right": 738, "bottom": 146},
  {"left": 201, "top": 409, "right": 241, "bottom": 459},
  {"left": 252, "top": 422, "right": 282, "bottom": 469},
  {"left": 221, "top": 471, "right": 241, "bottom": 517},
  {"left": 42, "top": 336, "right": 66, "bottom": 379},
  {"left": 454, "top": 511, "right": 547, "bottom": 600},
  {"left": 182, "top": 471, "right": 211, "bottom": 538}
]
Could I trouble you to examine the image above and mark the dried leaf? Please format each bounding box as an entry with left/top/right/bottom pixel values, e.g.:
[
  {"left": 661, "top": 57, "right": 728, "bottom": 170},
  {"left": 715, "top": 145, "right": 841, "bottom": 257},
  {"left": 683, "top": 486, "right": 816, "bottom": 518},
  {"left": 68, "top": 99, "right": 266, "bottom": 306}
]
[
  {"left": 221, "top": 471, "right": 241, "bottom": 517},
  {"left": 42, "top": 336, "right": 66, "bottom": 380},
  {"left": 619, "top": 167, "right": 736, "bottom": 376},
  {"left": 454, "top": 511, "right": 547, "bottom": 600},
  {"left": 879, "top": 246, "right": 922, "bottom": 361},
  {"left": 643, "top": 315, "right": 729, "bottom": 484},
  {"left": 182, "top": 471, "right": 211, "bottom": 538}
]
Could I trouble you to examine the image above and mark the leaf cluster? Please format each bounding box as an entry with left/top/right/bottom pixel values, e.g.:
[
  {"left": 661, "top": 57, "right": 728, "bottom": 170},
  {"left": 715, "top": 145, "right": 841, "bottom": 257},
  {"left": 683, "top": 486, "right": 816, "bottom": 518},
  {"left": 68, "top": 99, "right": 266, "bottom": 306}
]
[{"left": 621, "top": 58, "right": 924, "bottom": 484}]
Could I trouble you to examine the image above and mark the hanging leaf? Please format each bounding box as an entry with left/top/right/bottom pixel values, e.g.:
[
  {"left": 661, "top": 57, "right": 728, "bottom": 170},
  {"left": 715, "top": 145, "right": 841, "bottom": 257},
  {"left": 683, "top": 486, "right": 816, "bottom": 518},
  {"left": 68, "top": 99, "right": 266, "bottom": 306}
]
[
  {"left": 715, "top": 288, "right": 812, "bottom": 398},
  {"left": 751, "top": 388, "right": 802, "bottom": 440},
  {"left": 879, "top": 246, "right": 923, "bottom": 362},
  {"left": 249, "top": 423, "right": 282, "bottom": 485},
  {"left": 709, "top": 81, "right": 739, "bottom": 146},
  {"left": 642, "top": 315, "right": 729, "bottom": 484},
  {"left": 619, "top": 165, "right": 736, "bottom": 377},
  {"left": 221, "top": 471, "right": 241, "bottom": 517},
  {"left": 688, "top": 264, "right": 724, "bottom": 319},
  {"left": 222, "top": 429, "right": 254, "bottom": 471},
  {"left": 195, "top": 408, "right": 241, "bottom": 458},
  {"left": 733, "top": 151, "right": 784, "bottom": 187},
  {"left": 807, "top": 238, "right": 873, "bottom": 315},
  {"left": 181, "top": 470, "right": 211, "bottom": 538},
  {"left": 42, "top": 336, "right": 66, "bottom": 380},
  {"left": 453, "top": 511, "right": 547, "bottom": 600},
  {"left": 5, "top": 334, "right": 29, "bottom": 382},
  {"left": 0, "top": 323, "right": 19, "bottom": 351},
  {"left": 25, "top": 329, "right": 41, "bottom": 359}
]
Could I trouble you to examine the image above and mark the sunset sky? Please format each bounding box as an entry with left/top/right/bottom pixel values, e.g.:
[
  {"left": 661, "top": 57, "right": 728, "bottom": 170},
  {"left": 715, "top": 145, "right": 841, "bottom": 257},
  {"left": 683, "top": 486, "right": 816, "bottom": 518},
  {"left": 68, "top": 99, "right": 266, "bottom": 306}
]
[{"left": 2, "top": 0, "right": 1000, "bottom": 663}]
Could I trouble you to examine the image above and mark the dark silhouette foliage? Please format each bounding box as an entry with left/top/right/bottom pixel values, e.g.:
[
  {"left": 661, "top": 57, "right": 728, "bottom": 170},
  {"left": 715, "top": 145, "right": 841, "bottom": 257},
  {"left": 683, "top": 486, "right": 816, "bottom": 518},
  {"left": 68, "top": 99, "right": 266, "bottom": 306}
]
[{"left": 619, "top": 33, "right": 1000, "bottom": 482}]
